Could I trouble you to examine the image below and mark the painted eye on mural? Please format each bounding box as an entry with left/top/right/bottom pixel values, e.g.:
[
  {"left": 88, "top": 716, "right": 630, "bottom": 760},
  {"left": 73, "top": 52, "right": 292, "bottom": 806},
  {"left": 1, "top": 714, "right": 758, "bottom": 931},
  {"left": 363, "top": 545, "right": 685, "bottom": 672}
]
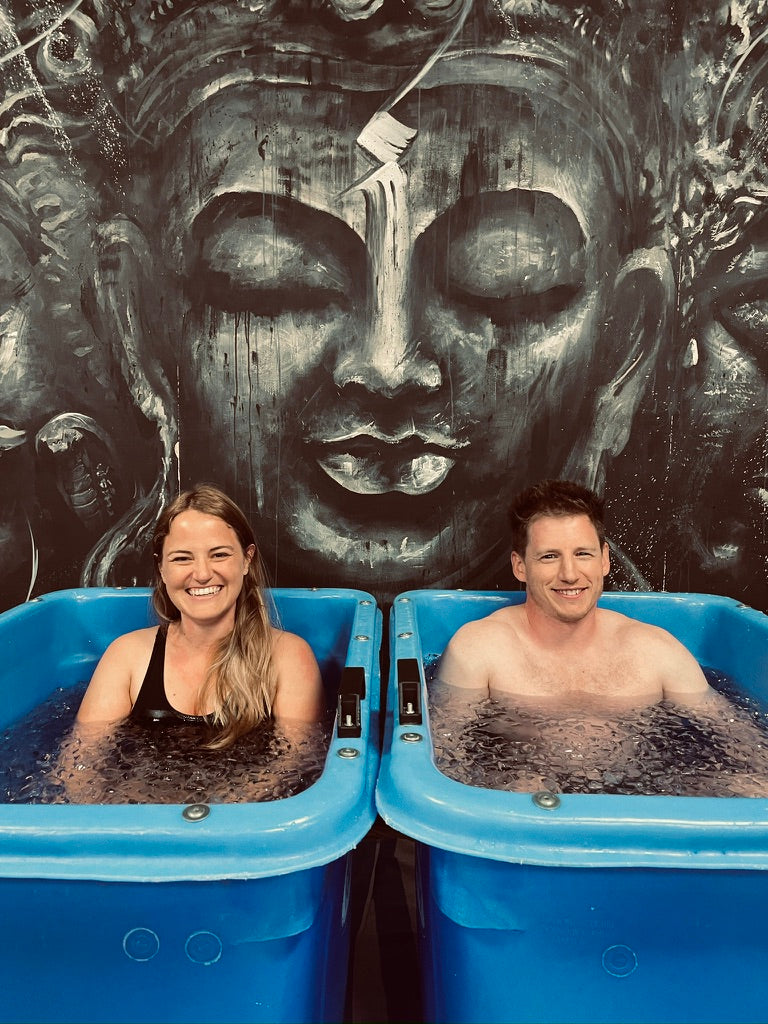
[
  {"left": 187, "top": 194, "right": 367, "bottom": 316},
  {"left": 715, "top": 281, "right": 768, "bottom": 376},
  {"left": 416, "top": 189, "right": 586, "bottom": 324}
]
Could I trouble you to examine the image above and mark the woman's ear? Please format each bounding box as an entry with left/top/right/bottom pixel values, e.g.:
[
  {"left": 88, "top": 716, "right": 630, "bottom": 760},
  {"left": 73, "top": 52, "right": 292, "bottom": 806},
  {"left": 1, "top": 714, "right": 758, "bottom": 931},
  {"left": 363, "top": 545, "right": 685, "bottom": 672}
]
[{"left": 245, "top": 544, "right": 256, "bottom": 572}]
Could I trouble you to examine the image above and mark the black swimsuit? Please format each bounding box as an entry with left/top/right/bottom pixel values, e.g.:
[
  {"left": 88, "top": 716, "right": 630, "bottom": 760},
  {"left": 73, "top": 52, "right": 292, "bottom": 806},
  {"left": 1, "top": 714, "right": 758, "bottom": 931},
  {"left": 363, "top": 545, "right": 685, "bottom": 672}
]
[{"left": 130, "top": 627, "right": 212, "bottom": 726}]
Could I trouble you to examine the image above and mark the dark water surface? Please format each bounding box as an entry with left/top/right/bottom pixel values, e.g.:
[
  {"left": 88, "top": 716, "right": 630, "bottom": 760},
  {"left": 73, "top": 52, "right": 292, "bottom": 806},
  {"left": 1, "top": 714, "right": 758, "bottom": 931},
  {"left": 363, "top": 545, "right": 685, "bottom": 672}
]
[
  {"left": 427, "top": 661, "right": 768, "bottom": 797},
  {"left": 0, "top": 682, "right": 330, "bottom": 804}
]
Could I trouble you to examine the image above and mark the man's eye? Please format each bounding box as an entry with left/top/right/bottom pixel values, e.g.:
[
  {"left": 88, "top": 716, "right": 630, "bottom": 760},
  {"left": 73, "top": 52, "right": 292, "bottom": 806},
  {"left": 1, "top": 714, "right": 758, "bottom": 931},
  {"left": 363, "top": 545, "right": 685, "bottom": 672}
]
[
  {"left": 186, "top": 194, "right": 367, "bottom": 316},
  {"left": 417, "top": 189, "right": 586, "bottom": 324}
]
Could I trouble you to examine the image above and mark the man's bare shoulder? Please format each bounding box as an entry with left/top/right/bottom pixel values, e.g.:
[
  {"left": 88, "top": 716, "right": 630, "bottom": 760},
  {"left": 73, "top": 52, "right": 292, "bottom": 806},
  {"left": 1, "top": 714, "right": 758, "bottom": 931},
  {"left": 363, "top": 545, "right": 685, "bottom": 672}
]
[
  {"left": 601, "top": 608, "right": 709, "bottom": 695},
  {"left": 603, "top": 608, "right": 684, "bottom": 646},
  {"left": 436, "top": 607, "right": 522, "bottom": 691},
  {"left": 448, "top": 606, "right": 521, "bottom": 648}
]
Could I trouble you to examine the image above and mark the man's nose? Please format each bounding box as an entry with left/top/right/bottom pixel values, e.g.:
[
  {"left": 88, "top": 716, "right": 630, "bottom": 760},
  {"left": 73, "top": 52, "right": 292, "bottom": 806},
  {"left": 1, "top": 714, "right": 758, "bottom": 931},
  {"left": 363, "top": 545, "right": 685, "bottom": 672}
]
[
  {"left": 333, "top": 161, "right": 441, "bottom": 396},
  {"left": 559, "top": 556, "right": 580, "bottom": 581}
]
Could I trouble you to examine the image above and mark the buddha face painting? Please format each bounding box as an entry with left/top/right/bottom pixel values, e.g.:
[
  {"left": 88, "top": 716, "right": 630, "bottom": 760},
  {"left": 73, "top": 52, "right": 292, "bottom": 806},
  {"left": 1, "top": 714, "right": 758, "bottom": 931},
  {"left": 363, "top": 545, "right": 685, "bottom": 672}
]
[
  {"left": 0, "top": 0, "right": 673, "bottom": 602},
  {"left": 146, "top": 51, "right": 669, "bottom": 595}
]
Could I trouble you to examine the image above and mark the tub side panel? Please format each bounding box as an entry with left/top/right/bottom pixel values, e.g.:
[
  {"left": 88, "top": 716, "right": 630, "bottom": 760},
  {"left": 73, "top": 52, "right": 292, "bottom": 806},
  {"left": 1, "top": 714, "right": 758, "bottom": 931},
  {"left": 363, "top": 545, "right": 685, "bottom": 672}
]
[
  {"left": 419, "top": 846, "right": 768, "bottom": 1024},
  {"left": 0, "top": 858, "right": 351, "bottom": 1024}
]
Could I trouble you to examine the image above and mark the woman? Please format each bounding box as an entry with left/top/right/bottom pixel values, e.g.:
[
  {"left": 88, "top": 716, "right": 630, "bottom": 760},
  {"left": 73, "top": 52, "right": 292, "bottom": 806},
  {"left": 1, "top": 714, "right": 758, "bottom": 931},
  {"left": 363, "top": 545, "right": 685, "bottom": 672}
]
[{"left": 76, "top": 485, "right": 324, "bottom": 747}]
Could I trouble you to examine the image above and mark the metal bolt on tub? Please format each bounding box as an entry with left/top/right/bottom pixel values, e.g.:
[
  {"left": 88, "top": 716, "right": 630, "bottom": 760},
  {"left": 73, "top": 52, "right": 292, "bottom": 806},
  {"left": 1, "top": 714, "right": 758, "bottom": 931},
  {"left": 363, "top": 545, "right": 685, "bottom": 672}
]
[
  {"left": 532, "top": 791, "right": 560, "bottom": 809},
  {"left": 182, "top": 803, "right": 211, "bottom": 821}
]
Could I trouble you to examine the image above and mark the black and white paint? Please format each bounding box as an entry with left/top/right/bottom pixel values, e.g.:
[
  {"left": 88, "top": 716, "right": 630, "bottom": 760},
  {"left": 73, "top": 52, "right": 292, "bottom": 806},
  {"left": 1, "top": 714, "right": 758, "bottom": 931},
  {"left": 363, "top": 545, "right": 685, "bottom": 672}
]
[{"left": 0, "top": 0, "right": 765, "bottom": 610}]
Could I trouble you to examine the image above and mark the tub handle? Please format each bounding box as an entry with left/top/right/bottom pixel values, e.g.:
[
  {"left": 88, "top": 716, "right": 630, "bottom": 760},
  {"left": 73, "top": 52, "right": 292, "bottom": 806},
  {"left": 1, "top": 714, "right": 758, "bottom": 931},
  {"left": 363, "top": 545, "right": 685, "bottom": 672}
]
[
  {"left": 397, "top": 659, "right": 423, "bottom": 726},
  {"left": 337, "top": 666, "right": 366, "bottom": 738}
]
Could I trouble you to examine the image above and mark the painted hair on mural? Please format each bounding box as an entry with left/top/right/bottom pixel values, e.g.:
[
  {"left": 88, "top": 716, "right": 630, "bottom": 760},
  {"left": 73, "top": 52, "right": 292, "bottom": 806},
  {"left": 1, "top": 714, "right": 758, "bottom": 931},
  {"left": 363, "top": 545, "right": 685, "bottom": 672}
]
[{"left": 509, "top": 480, "right": 606, "bottom": 555}]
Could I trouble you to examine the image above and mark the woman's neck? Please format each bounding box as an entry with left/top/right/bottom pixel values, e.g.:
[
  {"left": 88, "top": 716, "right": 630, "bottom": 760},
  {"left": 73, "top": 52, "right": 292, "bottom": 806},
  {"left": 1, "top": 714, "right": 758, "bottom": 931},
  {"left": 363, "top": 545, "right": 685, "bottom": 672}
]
[{"left": 170, "top": 614, "right": 235, "bottom": 650}]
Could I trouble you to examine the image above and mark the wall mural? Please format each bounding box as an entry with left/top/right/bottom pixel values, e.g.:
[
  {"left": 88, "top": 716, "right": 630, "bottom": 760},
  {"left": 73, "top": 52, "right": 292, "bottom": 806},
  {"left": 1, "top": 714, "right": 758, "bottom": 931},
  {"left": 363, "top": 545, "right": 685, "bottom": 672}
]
[{"left": 0, "top": 0, "right": 765, "bottom": 612}]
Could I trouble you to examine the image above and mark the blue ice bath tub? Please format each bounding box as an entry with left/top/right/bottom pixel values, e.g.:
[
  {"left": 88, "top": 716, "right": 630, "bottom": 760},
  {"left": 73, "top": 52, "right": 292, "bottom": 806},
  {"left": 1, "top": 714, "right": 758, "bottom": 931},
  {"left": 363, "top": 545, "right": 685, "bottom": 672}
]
[
  {"left": 377, "top": 590, "right": 768, "bottom": 1024},
  {"left": 0, "top": 587, "right": 381, "bottom": 1024}
]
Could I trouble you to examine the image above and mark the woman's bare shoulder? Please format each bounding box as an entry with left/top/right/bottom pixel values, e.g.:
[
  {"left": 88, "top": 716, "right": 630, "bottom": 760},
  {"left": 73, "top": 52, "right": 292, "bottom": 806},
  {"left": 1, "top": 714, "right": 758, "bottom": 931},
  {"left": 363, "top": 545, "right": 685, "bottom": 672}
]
[
  {"left": 102, "top": 626, "right": 159, "bottom": 660},
  {"left": 270, "top": 626, "right": 318, "bottom": 667}
]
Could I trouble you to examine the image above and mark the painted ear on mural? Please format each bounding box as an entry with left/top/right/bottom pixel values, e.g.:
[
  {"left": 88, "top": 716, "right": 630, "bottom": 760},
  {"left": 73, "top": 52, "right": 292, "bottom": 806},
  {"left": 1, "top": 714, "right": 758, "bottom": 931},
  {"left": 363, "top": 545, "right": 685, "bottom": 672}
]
[
  {"left": 80, "top": 217, "right": 178, "bottom": 585},
  {"left": 564, "top": 247, "right": 674, "bottom": 493}
]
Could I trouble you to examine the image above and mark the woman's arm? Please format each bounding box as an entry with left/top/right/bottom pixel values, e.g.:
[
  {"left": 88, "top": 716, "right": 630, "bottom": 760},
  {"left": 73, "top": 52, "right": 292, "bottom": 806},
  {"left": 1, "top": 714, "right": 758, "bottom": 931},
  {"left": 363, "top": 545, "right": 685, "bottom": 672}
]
[
  {"left": 76, "top": 628, "right": 154, "bottom": 724},
  {"left": 271, "top": 629, "right": 325, "bottom": 722}
]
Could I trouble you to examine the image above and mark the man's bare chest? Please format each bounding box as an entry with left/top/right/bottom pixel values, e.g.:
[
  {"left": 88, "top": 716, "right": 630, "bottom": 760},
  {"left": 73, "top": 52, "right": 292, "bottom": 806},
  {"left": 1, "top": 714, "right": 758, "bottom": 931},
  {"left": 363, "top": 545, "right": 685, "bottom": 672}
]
[{"left": 487, "top": 641, "right": 659, "bottom": 699}]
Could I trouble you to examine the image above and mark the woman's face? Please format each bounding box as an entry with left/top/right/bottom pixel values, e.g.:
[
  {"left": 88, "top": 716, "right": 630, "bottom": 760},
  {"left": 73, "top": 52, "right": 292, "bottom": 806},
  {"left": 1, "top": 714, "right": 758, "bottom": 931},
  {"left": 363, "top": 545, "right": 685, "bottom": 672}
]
[
  {"left": 159, "top": 68, "right": 623, "bottom": 594},
  {"left": 159, "top": 510, "right": 254, "bottom": 626}
]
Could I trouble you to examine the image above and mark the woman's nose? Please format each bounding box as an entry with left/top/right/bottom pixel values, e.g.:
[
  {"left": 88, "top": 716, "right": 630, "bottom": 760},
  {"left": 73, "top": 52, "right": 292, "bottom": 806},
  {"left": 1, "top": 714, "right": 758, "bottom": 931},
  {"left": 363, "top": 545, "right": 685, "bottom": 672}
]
[
  {"left": 333, "top": 161, "right": 441, "bottom": 396},
  {"left": 192, "top": 558, "right": 213, "bottom": 581}
]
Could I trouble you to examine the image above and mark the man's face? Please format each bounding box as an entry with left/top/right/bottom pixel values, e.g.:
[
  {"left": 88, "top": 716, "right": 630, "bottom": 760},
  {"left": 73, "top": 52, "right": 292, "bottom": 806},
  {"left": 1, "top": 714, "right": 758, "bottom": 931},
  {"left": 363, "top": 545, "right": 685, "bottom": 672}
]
[
  {"left": 159, "top": 66, "right": 623, "bottom": 593},
  {"left": 511, "top": 513, "right": 610, "bottom": 623}
]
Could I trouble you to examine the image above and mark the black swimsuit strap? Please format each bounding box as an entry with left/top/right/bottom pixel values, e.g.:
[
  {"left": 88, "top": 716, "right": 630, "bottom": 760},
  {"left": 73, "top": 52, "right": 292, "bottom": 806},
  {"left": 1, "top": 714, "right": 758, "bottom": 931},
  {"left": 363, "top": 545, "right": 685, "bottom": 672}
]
[{"left": 130, "top": 627, "right": 210, "bottom": 725}]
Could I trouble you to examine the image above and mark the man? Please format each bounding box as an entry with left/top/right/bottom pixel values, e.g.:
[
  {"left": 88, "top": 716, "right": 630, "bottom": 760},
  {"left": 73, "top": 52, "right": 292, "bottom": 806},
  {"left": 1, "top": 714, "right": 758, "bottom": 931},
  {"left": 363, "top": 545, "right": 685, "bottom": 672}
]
[
  {"left": 437, "top": 479, "right": 713, "bottom": 707},
  {"left": 435, "top": 478, "right": 768, "bottom": 796}
]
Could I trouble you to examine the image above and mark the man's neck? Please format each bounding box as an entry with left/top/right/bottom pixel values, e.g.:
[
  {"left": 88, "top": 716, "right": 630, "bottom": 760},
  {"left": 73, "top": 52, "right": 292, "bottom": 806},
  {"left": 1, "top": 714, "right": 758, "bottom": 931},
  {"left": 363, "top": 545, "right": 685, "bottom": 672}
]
[{"left": 522, "top": 600, "right": 601, "bottom": 648}]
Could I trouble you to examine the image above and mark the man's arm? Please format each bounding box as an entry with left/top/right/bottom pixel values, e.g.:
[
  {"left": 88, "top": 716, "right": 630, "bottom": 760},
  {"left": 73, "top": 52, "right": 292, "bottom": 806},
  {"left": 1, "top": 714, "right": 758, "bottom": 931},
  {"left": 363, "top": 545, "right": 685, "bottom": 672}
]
[
  {"left": 434, "top": 621, "right": 493, "bottom": 694},
  {"left": 651, "top": 628, "right": 712, "bottom": 702}
]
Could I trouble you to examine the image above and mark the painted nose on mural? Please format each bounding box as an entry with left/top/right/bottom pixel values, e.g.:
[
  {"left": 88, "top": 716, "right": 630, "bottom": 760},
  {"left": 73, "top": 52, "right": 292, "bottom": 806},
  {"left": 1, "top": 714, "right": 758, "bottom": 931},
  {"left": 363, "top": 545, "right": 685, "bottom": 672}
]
[{"left": 332, "top": 329, "right": 441, "bottom": 396}]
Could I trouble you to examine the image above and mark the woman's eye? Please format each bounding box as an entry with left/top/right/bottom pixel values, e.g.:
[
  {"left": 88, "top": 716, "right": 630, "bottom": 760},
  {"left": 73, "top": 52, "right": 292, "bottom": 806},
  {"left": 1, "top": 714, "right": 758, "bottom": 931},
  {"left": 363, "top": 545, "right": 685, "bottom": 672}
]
[
  {"left": 417, "top": 189, "right": 586, "bottom": 324},
  {"left": 186, "top": 194, "right": 367, "bottom": 316}
]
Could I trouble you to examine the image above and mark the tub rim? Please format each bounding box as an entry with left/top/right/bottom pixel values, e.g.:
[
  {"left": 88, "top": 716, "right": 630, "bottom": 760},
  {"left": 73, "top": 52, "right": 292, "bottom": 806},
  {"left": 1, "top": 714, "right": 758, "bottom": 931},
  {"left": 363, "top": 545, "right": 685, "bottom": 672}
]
[
  {"left": 0, "top": 586, "right": 382, "bottom": 882},
  {"left": 376, "top": 588, "right": 768, "bottom": 871}
]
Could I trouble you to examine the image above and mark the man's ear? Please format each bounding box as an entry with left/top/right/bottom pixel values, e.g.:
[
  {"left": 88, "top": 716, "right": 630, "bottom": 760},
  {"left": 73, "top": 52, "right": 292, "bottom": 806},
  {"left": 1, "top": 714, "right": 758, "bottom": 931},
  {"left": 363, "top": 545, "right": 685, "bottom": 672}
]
[
  {"left": 511, "top": 549, "right": 526, "bottom": 583},
  {"left": 602, "top": 542, "right": 611, "bottom": 578},
  {"left": 564, "top": 246, "right": 674, "bottom": 491}
]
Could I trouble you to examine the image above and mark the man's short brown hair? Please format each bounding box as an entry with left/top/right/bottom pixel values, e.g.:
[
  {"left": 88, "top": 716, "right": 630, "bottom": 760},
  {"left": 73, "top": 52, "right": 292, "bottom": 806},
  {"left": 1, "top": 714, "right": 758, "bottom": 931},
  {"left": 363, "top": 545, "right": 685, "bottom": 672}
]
[{"left": 509, "top": 480, "right": 606, "bottom": 554}]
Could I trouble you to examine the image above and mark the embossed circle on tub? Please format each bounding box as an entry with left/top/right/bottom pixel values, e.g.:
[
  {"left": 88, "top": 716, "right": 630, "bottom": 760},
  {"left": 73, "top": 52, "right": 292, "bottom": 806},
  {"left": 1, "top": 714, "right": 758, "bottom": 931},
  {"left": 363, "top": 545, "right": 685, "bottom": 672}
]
[
  {"left": 602, "top": 944, "right": 638, "bottom": 977},
  {"left": 185, "top": 931, "right": 223, "bottom": 965},
  {"left": 123, "top": 928, "right": 160, "bottom": 962}
]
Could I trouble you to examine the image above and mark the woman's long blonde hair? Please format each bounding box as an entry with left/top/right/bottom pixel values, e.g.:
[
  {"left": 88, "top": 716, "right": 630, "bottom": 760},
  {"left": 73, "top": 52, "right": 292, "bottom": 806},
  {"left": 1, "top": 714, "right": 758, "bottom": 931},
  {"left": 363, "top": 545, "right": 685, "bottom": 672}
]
[{"left": 152, "top": 485, "right": 277, "bottom": 749}]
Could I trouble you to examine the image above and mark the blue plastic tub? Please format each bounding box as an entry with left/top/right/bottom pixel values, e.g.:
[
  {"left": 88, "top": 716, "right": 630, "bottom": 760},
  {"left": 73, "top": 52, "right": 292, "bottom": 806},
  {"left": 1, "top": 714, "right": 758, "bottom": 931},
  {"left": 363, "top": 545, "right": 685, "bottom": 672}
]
[
  {"left": 377, "top": 590, "right": 768, "bottom": 1024},
  {"left": 0, "top": 587, "right": 381, "bottom": 1024}
]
